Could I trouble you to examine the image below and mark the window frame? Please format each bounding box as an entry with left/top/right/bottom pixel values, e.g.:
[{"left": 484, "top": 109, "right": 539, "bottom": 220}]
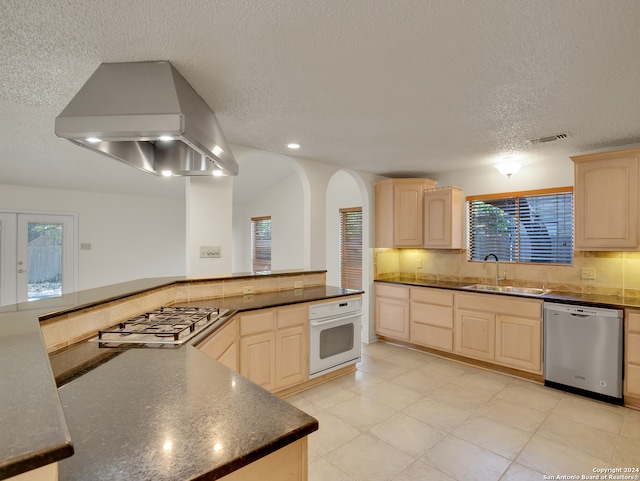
[
  {"left": 339, "top": 207, "right": 362, "bottom": 290},
  {"left": 250, "top": 215, "right": 272, "bottom": 273},
  {"left": 467, "top": 187, "right": 574, "bottom": 266}
]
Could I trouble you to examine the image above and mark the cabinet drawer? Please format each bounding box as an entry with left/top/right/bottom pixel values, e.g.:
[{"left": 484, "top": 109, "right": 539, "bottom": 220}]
[
  {"left": 376, "top": 283, "right": 410, "bottom": 300},
  {"left": 277, "top": 305, "right": 307, "bottom": 329},
  {"left": 411, "top": 287, "right": 453, "bottom": 306},
  {"left": 627, "top": 310, "right": 640, "bottom": 332},
  {"left": 455, "top": 292, "right": 542, "bottom": 319},
  {"left": 240, "top": 310, "right": 276, "bottom": 336},
  {"left": 626, "top": 363, "right": 640, "bottom": 397},
  {"left": 410, "top": 322, "right": 453, "bottom": 351},
  {"left": 628, "top": 332, "right": 640, "bottom": 364},
  {"left": 411, "top": 303, "right": 453, "bottom": 329}
]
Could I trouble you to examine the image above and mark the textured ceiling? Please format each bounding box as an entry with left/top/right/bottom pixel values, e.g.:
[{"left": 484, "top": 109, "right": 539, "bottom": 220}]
[{"left": 1, "top": 0, "right": 640, "bottom": 197}]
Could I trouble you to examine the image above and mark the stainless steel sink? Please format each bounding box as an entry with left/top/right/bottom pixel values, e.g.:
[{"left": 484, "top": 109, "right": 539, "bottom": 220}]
[{"left": 462, "top": 284, "right": 551, "bottom": 296}]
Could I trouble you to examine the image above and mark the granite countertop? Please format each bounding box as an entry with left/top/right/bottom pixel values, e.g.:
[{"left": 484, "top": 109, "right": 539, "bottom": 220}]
[
  {"left": 375, "top": 277, "right": 640, "bottom": 309},
  {"left": 56, "top": 347, "right": 317, "bottom": 481},
  {"left": 0, "top": 313, "right": 73, "bottom": 479},
  {"left": 0, "top": 270, "right": 338, "bottom": 480},
  {"left": 50, "top": 283, "right": 361, "bottom": 480}
]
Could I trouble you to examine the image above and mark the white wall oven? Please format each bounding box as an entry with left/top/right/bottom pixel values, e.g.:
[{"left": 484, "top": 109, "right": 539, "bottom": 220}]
[{"left": 309, "top": 298, "right": 362, "bottom": 379}]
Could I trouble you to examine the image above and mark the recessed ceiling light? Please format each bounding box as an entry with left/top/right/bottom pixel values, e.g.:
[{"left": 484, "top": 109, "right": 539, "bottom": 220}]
[
  {"left": 287, "top": 143, "right": 301, "bottom": 149},
  {"left": 85, "top": 137, "right": 101, "bottom": 143}
]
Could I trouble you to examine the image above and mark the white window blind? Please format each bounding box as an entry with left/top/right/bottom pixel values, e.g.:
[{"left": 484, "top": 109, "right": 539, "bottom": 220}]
[
  {"left": 468, "top": 188, "right": 573, "bottom": 265},
  {"left": 251, "top": 216, "right": 271, "bottom": 272},
  {"left": 340, "top": 207, "right": 362, "bottom": 290}
]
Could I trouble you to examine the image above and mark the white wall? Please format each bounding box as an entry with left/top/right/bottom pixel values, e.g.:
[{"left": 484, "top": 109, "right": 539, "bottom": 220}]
[
  {"left": 0, "top": 184, "right": 186, "bottom": 290},
  {"left": 232, "top": 173, "right": 305, "bottom": 272},
  {"left": 432, "top": 155, "right": 574, "bottom": 196},
  {"left": 325, "top": 171, "right": 363, "bottom": 286},
  {"left": 186, "top": 176, "right": 234, "bottom": 276}
]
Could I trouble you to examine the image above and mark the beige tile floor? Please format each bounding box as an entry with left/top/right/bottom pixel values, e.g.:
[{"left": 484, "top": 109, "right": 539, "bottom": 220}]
[{"left": 286, "top": 341, "right": 640, "bottom": 481}]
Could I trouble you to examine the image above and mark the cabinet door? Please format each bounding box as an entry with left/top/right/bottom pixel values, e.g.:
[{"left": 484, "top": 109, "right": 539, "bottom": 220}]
[
  {"left": 198, "top": 319, "right": 239, "bottom": 371},
  {"left": 573, "top": 150, "right": 639, "bottom": 249},
  {"left": 455, "top": 309, "right": 495, "bottom": 361},
  {"left": 240, "top": 332, "right": 276, "bottom": 391},
  {"left": 394, "top": 183, "right": 424, "bottom": 246},
  {"left": 424, "top": 187, "right": 462, "bottom": 248},
  {"left": 375, "top": 296, "right": 410, "bottom": 340},
  {"left": 276, "top": 325, "right": 308, "bottom": 389},
  {"left": 495, "top": 315, "right": 541, "bottom": 374},
  {"left": 627, "top": 364, "right": 640, "bottom": 397}
]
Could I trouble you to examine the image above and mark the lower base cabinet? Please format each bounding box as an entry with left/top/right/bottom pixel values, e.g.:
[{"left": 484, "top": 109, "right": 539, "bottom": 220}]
[
  {"left": 241, "top": 331, "right": 277, "bottom": 391},
  {"left": 199, "top": 302, "right": 316, "bottom": 394},
  {"left": 374, "top": 283, "right": 543, "bottom": 376},
  {"left": 220, "top": 437, "right": 308, "bottom": 481},
  {"left": 625, "top": 309, "right": 640, "bottom": 405},
  {"left": 495, "top": 315, "right": 541, "bottom": 373},
  {"left": 198, "top": 318, "right": 239, "bottom": 371},
  {"left": 455, "top": 309, "right": 495, "bottom": 361},
  {"left": 375, "top": 284, "right": 410, "bottom": 340}
]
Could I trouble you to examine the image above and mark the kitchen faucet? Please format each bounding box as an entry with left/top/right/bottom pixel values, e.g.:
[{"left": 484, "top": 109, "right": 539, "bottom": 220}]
[{"left": 483, "top": 254, "right": 506, "bottom": 286}]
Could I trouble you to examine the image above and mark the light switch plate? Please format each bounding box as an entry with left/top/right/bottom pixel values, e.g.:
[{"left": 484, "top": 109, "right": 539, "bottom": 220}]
[
  {"left": 200, "top": 246, "right": 221, "bottom": 258},
  {"left": 582, "top": 267, "right": 596, "bottom": 280}
]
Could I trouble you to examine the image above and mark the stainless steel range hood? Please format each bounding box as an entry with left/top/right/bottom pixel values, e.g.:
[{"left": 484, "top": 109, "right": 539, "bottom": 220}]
[{"left": 55, "top": 61, "right": 238, "bottom": 176}]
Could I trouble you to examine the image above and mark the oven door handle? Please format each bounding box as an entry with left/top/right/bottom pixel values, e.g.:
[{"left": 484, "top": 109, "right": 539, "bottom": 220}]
[{"left": 310, "top": 312, "right": 361, "bottom": 327}]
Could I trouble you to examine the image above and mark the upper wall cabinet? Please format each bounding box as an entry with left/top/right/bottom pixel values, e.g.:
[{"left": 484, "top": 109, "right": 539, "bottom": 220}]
[
  {"left": 572, "top": 148, "right": 640, "bottom": 250},
  {"left": 424, "top": 186, "right": 463, "bottom": 249},
  {"left": 375, "top": 178, "right": 436, "bottom": 247}
]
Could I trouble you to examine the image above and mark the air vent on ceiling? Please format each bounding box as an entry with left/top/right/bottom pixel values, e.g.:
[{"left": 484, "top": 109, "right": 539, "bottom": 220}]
[{"left": 528, "top": 132, "right": 570, "bottom": 144}]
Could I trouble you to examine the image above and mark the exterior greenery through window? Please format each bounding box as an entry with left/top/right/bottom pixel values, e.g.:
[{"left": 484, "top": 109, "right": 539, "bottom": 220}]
[
  {"left": 467, "top": 188, "right": 573, "bottom": 265},
  {"left": 340, "top": 207, "right": 362, "bottom": 290},
  {"left": 251, "top": 216, "right": 271, "bottom": 272}
]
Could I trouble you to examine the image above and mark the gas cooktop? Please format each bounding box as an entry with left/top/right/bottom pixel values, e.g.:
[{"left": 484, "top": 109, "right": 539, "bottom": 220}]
[{"left": 91, "top": 306, "right": 228, "bottom": 347}]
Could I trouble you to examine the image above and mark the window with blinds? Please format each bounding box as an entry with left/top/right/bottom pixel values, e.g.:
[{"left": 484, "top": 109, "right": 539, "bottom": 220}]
[
  {"left": 340, "top": 207, "right": 362, "bottom": 290},
  {"left": 468, "top": 188, "right": 573, "bottom": 265},
  {"left": 251, "top": 216, "right": 271, "bottom": 272}
]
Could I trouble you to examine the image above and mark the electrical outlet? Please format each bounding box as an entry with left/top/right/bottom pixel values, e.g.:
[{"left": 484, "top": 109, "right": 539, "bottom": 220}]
[
  {"left": 417, "top": 259, "right": 423, "bottom": 269},
  {"left": 199, "top": 246, "right": 221, "bottom": 258},
  {"left": 582, "top": 267, "right": 596, "bottom": 280},
  {"left": 294, "top": 281, "right": 303, "bottom": 289},
  {"left": 243, "top": 285, "right": 254, "bottom": 294}
]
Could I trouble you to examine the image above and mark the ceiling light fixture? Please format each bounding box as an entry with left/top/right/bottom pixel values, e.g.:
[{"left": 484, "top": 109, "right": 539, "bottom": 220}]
[
  {"left": 287, "top": 143, "right": 301, "bottom": 149},
  {"left": 495, "top": 160, "right": 521, "bottom": 178}
]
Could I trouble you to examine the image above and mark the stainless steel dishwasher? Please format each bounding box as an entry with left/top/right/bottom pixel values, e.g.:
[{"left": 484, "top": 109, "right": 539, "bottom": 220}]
[{"left": 543, "top": 302, "right": 623, "bottom": 405}]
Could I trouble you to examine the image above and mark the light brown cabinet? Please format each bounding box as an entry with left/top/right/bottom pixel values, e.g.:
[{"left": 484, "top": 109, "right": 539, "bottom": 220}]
[
  {"left": 201, "top": 304, "right": 307, "bottom": 393},
  {"left": 624, "top": 309, "right": 640, "bottom": 405},
  {"left": 455, "top": 308, "right": 495, "bottom": 361},
  {"left": 409, "top": 287, "right": 454, "bottom": 351},
  {"left": 241, "top": 330, "right": 277, "bottom": 391},
  {"left": 198, "top": 318, "right": 239, "bottom": 371},
  {"left": 220, "top": 437, "right": 308, "bottom": 481},
  {"left": 375, "top": 283, "right": 410, "bottom": 340},
  {"left": 454, "top": 292, "right": 542, "bottom": 374},
  {"left": 495, "top": 315, "right": 542, "bottom": 373},
  {"left": 275, "top": 305, "right": 308, "bottom": 390},
  {"left": 572, "top": 148, "right": 640, "bottom": 250},
  {"left": 423, "top": 186, "right": 463, "bottom": 249},
  {"left": 375, "top": 178, "right": 436, "bottom": 247}
]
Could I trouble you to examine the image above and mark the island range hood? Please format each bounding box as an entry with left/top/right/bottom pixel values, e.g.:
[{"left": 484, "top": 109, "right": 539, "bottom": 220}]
[{"left": 55, "top": 61, "right": 238, "bottom": 177}]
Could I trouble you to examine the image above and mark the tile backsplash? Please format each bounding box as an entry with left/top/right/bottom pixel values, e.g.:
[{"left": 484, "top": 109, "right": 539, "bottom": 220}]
[{"left": 375, "top": 248, "right": 640, "bottom": 298}]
